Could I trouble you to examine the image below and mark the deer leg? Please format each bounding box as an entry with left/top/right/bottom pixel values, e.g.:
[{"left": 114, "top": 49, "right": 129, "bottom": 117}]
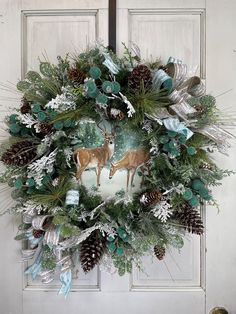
[
  {"left": 130, "top": 168, "right": 137, "bottom": 189},
  {"left": 140, "top": 166, "right": 145, "bottom": 187},
  {"left": 76, "top": 166, "right": 86, "bottom": 183},
  {"left": 97, "top": 166, "right": 102, "bottom": 187},
  {"left": 126, "top": 169, "right": 130, "bottom": 191}
]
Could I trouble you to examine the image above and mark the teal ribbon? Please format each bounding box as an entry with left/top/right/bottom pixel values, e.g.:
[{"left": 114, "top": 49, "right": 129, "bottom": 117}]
[
  {"left": 25, "top": 250, "right": 42, "bottom": 280},
  {"left": 163, "top": 117, "right": 193, "bottom": 139},
  {"left": 167, "top": 56, "right": 182, "bottom": 64},
  {"left": 102, "top": 53, "right": 120, "bottom": 74},
  {"left": 58, "top": 269, "right": 72, "bottom": 298}
]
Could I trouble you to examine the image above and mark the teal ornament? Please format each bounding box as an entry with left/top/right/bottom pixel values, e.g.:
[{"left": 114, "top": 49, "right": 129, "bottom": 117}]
[
  {"left": 42, "top": 175, "right": 51, "bottom": 185},
  {"left": 20, "top": 127, "right": 30, "bottom": 136},
  {"left": 188, "top": 196, "right": 199, "bottom": 207},
  {"left": 168, "top": 140, "right": 177, "bottom": 149},
  {"left": 37, "top": 111, "right": 46, "bottom": 122},
  {"left": 53, "top": 121, "right": 63, "bottom": 130},
  {"left": 87, "top": 88, "right": 99, "bottom": 98},
  {"left": 84, "top": 80, "right": 97, "bottom": 93},
  {"left": 187, "top": 146, "right": 197, "bottom": 156},
  {"left": 167, "top": 130, "right": 177, "bottom": 138},
  {"left": 32, "top": 103, "right": 41, "bottom": 113},
  {"left": 111, "top": 81, "right": 121, "bottom": 94},
  {"left": 116, "top": 247, "right": 124, "bottom": 256},
  {"left": 89, "top": 66, "right": 101, "bottom": 79},
  {"left": 107, "top": 234, "right": 115, "bottom": 242},
  {"left": 192, "top": 179, "right": 204, "bottom": 191},
  {"left": 26, "top": 178, "right": 35, "bottom": 187},
  {"left": 102, "top": 81, "right": 113, "bottom": 93},
  {"left": 183, "top": 188, "right": 193, "bottom": 201},
  {"left": 160, "top": 135, "right": 169, "bottom": 144},
  {"left": 117, "top": 227, "right": 129, "bottom": 241},
  {"left": 9, "top": 123, "right": 20, "bottom": 134},
  {"left": 48, "top": 110, "right": 57, "bottom": 119},
  {"left": 170, "top": 148, "right": 180, "bottom": 157},
  {"left": 63, "top": 119, "right": 72, "bottom": 128},
  {"left": 96, "top": 93, "right": 108, "bottom": 105},
  {"left": 9, "top": 114, "right": 18, "bottom": 123},
  {"left": 107, "top": 242, "right": 116, "bottom": 253},
  {"left": 199, "top": 187, "right": 210, "bottom": 199},
  {"left": 163, "top": 142, "right": 171, "bottom": 152},
  {"left": 65, "top": 190, "right": 80, "bottom": 206},
  {"left": 15, "top": 178, "right": 23, "bottom": 189},
  {"left": 27, "top": 188, "right": 35, "bottom": 194},
  {"left": 178, "top": 135, "right": 187, "bottom": 144}
]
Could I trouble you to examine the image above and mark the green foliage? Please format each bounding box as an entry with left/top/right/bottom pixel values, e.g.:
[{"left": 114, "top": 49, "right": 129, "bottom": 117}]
[{"left": 128, "top": 85, "right": 170, "bottom": 125}]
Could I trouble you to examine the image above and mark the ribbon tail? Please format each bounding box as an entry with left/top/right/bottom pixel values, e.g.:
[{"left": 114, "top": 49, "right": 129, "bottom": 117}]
[{"left": 58, "top": 270, "right": 72, "bottom": 298}]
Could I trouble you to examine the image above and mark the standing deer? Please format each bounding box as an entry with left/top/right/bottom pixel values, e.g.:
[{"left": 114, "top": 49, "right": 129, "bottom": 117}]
[
  {"left": 109, "top": 148, "right": 150, "bottom": 191},
  {"left": 74, "top": 123, "right": 116, "bottom": 186}
]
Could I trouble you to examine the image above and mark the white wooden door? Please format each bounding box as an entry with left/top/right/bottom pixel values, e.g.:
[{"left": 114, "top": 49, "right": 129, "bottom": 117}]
[{"left": 0, "top": 1, "right": 236, "bottom": 313}]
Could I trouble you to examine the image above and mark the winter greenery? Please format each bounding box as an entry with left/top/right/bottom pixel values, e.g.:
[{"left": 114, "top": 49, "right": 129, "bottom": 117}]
[{"left": 0, "top": 43, "right": 234, "bottom": 296}]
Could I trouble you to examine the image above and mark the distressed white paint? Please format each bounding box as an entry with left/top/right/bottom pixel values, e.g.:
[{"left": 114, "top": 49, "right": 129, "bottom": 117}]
[{"left": 0, "top": 0, "right": 236, "bottom": 313}]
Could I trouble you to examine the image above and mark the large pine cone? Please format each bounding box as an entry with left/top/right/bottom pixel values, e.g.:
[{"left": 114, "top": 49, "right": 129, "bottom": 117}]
[
  {"left": 128, "top": 65, "right": 152, "bottom": 90},
  {"left": 68, "top": 68, "right": 86, "bottom": 86},
  {"left": 154, "top": 245, "right": 166, "bottom": 260},
  {"left": 173, "top": 203, "right": 204, "bottom": 235},
  {"left": 80, "top": 230, "right": 106, "bottom": 273},
  {"left": 1, "top": 140, "right": 37, "bottom": 167}
]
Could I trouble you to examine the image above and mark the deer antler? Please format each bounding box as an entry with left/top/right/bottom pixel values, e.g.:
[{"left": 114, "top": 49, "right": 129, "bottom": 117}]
[
  {"left": 97, "top": 120, "right": 107, "bottom": 135},
  {"left": 111, "top": 124, "right": 119, "bottom": 136}
]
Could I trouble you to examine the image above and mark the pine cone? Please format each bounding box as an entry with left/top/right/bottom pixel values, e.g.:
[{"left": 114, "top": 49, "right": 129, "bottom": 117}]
[
  {"left": 194, "top": 103, "right": 204, "bottom": 114},
  {"left": 68, "top": 68, "right": 86, "bottom": 86},
  {"left": 1, "top": 140, "right": 37, "bottom": 167},
  {"left": 173, "top": 203, "right": 204, "bottom": 235},
  {"left": 39, "top": 122, "right": 52, "bottom": 135},
  {"left": 140, "top": 190, "right": 162, "bottom": 206},
  {"left": 80, "top": 230, "right": 106, "bottom": 273},
  {"left": 154, "top": 245, "right": 166, "bottom": 260},
  {"left": 32, "top": 229, "right": 45, "bottom": 238},
  {"left": 128, "top": 65, "right": 152, "bottom": 90},
  {"left": 107, "top": 106, "right": 125, "bottom": 121},
  {"left": 20, "top": 98, "right": 31, "bottom": 114}
]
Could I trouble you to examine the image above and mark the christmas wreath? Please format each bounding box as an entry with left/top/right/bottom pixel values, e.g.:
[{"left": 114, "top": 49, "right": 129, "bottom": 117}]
[{"left": 0, "top": 44, "right": 234, "bottom": 296}]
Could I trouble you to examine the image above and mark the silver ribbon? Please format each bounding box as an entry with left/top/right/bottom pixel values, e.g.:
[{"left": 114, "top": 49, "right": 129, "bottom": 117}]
[
  {"left": 196, "top": 124, "right": 234, "bottom": 150},
  {"left": 38, "top": 269, "right": 54, "bottom": 284},
  {"left": 32, "top": 215, "right": 52, "bottom": 231},
  {"left": 170, "top": 101, "right": 197, "bottom": 122},
  {"left": 44, "top": 225, "right": 60, "bottom": 246},
  {"left": 22, "top": 248, "right": 37, "bottom": 261}
]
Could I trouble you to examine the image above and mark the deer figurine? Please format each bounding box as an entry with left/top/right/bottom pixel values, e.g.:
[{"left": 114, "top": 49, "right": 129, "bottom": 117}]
[
  {"left": 74, "top": 123, "right": 116, "bottom": 186},
  {"left": 109, "top": 147, "right": 150, "bottom": 191}
]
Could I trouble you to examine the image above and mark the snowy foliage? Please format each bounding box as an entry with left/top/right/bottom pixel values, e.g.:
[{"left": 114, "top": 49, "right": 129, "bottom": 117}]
[
  {"left": 152, "top": 200, "right": 172, "bottom": 222},
  {"left": 27, "top": 149, "right": 58, "bottom": 186},
  {"left": 18, "top": 113, "right": 41, "bottom": 133},
  {"left": 16, "top": 200, "right": 47, "bottom": 215},
  {"left": 119, "top": 92, "right": 135, "bottom": 117},
  {"left": 45, "top": 87, "right": 76, "bottom": 112}
]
